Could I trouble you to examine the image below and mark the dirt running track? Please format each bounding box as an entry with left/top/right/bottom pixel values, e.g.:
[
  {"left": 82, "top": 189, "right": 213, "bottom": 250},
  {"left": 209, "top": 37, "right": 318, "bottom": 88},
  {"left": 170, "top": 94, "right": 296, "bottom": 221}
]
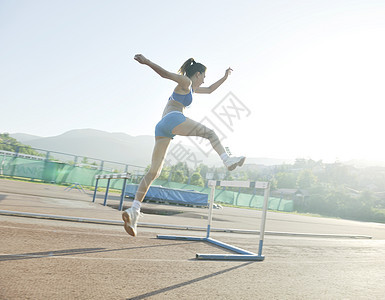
[{"left": 0, "top": 179, "right": 385, "bottom": 299}]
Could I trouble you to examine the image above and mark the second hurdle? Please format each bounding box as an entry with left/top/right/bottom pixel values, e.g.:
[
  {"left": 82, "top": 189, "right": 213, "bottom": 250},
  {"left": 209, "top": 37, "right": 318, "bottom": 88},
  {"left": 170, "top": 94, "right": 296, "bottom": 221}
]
[{"left": 92, "top": 173, "right": 131, "bottom": 211}]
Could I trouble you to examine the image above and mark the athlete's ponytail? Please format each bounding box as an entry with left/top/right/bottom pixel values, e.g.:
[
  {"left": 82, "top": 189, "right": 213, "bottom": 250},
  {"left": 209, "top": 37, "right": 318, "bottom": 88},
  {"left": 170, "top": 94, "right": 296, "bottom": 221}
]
[{"left": 178, "top": 58, "right": 206, "bottom": 78}]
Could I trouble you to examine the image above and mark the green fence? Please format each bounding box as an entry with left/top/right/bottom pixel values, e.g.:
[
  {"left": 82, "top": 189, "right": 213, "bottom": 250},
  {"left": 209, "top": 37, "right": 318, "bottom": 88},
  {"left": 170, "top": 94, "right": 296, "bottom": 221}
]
[
  {"left": 0, "top": 156, "right": 126, "bottom": 190},
  {"left": 0, "top": 156, "right": 293, "bottom": 212}
]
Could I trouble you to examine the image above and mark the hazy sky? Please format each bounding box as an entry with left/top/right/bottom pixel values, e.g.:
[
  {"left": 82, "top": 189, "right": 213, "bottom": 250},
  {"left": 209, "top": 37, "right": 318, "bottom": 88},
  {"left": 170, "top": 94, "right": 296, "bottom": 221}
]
[{"left": 1, "top": 0, "right": 384, "bottom": 163}]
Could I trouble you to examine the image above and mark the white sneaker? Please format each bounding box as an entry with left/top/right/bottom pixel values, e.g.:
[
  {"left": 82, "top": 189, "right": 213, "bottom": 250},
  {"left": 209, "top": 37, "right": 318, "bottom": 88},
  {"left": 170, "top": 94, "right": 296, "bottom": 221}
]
[
  {"left": 224, "top": 156, "right": 246, "bottom": 171},
  {"left": 122, "top": 207, "right": 140, "bottom": 237}
]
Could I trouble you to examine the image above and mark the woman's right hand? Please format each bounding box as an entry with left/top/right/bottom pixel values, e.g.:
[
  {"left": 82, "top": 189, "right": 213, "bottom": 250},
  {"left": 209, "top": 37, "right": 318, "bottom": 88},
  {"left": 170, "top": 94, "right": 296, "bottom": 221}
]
[
  {"left": 134, "top": 54, "right": 149, "bottom": 65},
  {"left": 224, "top": 67, "right": 233, "bottom": 78}
]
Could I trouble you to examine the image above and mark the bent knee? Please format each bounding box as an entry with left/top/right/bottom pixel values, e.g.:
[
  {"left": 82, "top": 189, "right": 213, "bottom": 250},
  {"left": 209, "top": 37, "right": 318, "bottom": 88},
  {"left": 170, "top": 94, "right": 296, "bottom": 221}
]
[{"left": 204, "top": 128, "right": 218, "bottom": 140}]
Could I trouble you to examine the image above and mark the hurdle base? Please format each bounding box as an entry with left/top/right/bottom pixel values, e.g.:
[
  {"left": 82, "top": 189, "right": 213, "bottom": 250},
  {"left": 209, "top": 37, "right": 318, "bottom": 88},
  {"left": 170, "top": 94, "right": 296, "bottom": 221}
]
[
  {"left": 157, "top": 235, "right": 206, "bottom": 242},
  {"left": 157, "top": 235, "right": 263, "bottom": 261},
  {"left": 196, "top": 254, "right": 265, "bottom": 261}
]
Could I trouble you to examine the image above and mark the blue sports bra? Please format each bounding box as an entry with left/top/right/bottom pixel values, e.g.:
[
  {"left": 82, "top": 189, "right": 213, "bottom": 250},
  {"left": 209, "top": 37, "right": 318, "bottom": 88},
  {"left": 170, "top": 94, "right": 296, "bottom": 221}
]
[{"left": 168, "top": 89, "right": 193, "bottom": 107}]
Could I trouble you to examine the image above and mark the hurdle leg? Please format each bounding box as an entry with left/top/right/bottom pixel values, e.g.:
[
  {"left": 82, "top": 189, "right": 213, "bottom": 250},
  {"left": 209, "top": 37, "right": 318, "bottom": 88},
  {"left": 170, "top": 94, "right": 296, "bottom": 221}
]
[
  {"left": 119, "top": 178, "right": 127, "bottom": 211},
  {"left": 92, "top": 178, "right": 99, "bottom": 203},
  {"left": 206, "top": 184, "right": 216, "bottom": 238},
  {"left": 258, "top": 184, "right": 270, "bottom": 256},
  {"left": 103, "top": 178, "right": 111, "bottom": 206}
]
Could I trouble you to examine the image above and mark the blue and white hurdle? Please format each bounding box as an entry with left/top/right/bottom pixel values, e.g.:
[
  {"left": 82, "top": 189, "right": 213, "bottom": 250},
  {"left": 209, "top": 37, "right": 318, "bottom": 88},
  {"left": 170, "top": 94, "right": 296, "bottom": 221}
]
[
  {"left": 157, "top": 180, "right": 270, "bottom": 261},
  {"left": 92, "top": 173, "right": 131, "bottom": 211}
]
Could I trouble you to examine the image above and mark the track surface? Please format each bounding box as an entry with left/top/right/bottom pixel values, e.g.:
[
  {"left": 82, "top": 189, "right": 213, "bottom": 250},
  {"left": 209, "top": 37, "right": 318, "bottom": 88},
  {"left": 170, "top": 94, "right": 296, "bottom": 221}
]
[{"left": 1, "top": 179, "right": 385, "bottom": 299}]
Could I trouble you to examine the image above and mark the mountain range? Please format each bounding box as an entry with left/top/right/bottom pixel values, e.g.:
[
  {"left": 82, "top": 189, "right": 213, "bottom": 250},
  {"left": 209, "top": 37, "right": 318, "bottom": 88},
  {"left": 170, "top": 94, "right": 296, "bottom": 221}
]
[{"left": 10, "top": 129, "right": 291, "bottom": 169}]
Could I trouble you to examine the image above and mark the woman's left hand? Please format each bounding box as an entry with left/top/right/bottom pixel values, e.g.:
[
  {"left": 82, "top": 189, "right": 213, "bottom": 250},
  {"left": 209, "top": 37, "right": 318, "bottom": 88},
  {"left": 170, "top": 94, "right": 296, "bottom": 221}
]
[{"left": 134, "top": 54, "right": 150, "bottom": 65}]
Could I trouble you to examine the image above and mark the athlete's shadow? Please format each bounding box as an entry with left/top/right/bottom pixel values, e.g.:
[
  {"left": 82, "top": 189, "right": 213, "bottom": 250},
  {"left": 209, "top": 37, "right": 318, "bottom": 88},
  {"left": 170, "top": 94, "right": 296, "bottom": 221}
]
[
  {"left": 0, "top": 241, "right": 195, "bottom": 262},
  {"left": 126, "top": 261, "right": 255, "bottom": 300}
]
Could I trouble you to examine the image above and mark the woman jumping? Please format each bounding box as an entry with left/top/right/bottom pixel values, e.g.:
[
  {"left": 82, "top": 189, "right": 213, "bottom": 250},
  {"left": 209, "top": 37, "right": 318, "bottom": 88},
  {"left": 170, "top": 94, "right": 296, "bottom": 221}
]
[{"left": 123, "top": 54, "right": 246, "bottom": 236}]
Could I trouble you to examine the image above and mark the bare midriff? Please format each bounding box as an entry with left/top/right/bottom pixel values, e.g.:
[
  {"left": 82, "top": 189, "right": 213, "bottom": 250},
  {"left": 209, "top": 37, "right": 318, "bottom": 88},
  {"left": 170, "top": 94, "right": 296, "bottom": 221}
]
[{"left": 162, "top": 100, "right": 185, "bottom": 117}]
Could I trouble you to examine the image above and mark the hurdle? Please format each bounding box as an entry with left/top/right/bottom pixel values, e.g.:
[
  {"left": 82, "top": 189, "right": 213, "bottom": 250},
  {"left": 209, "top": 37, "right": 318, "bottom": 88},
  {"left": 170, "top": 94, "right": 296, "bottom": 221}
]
[
  {"left": 92, "top": 173, "right": 131, "bottom": 211},
  {"left": 157, "top": 180, "right": 270, "bottom": 261}
]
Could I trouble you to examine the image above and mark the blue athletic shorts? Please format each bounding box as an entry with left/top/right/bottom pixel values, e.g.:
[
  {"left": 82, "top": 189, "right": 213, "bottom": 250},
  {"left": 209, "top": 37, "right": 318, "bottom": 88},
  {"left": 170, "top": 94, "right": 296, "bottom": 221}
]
[{"left": 155, "top": 111, "right": 186, "bottom": 139}]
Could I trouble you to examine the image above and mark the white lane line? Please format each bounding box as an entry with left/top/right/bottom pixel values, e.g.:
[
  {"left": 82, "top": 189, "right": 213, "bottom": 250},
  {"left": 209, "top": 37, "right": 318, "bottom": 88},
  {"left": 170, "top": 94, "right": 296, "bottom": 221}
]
[
  {"left": 0, "top": 224, "right": 127, "bottom": 237},
  {"left": 0, "top": 253, "right": 380, "bottom": 264}
]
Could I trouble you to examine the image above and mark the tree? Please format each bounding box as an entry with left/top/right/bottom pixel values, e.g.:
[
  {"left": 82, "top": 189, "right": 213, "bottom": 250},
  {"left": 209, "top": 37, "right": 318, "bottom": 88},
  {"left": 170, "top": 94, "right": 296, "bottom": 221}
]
[
  {"left": 198, "top": 164, "right": 209, "bottom": 181},
  {"left": 171, "top": 170, "right": 186, "bottom": 183},
  {"left": 170, "top": 162, "right": 189, "bottom": 183},
  {"left": 81, "top": 157, "right": 89, "bottom": 165},
  {"left": 190, "top": 172, "right": 204, "bottom": 186},
  {"left": 275, "top": 172, "right": 297, "bottom": 188},
  {"left": 0, "top": 133, "right": 43, "bottom": 157},
  {"left": 158, "top": 165, "right": 171, "bottom": 180},
  {"left": 296, "top": 169, "right": 317, "bottom": 189}
]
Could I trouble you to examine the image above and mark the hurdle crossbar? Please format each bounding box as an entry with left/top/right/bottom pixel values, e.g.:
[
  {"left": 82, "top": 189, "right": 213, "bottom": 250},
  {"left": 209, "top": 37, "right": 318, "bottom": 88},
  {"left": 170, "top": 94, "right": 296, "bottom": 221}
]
[
  {"left": 92, "top": 173, "right": 131, "bottom": 211},
  {"left": 157, "top": 180, "right": 270, "bottom": 261}
]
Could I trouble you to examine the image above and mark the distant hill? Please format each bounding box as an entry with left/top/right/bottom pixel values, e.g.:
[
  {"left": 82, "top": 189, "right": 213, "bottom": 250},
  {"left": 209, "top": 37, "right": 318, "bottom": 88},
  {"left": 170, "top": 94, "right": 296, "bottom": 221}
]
[
  {"left": 10, "top": 133, "right": 42, "bottom": 142},
  {"left": 10, "top": 129, "right": 291, "bottom": 168},
  {"left": 11, "top": 129, "right": 156, "bottom": 167}
]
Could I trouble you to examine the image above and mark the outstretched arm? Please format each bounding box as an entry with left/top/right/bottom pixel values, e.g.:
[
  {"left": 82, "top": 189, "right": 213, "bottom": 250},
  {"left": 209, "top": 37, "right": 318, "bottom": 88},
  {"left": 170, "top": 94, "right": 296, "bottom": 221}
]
[
  {"left": 134, "top": 54, "right": 190, "bottom": 88},
  {"left": 195, "top": 67, "right": 233, "bottom": 94}
]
